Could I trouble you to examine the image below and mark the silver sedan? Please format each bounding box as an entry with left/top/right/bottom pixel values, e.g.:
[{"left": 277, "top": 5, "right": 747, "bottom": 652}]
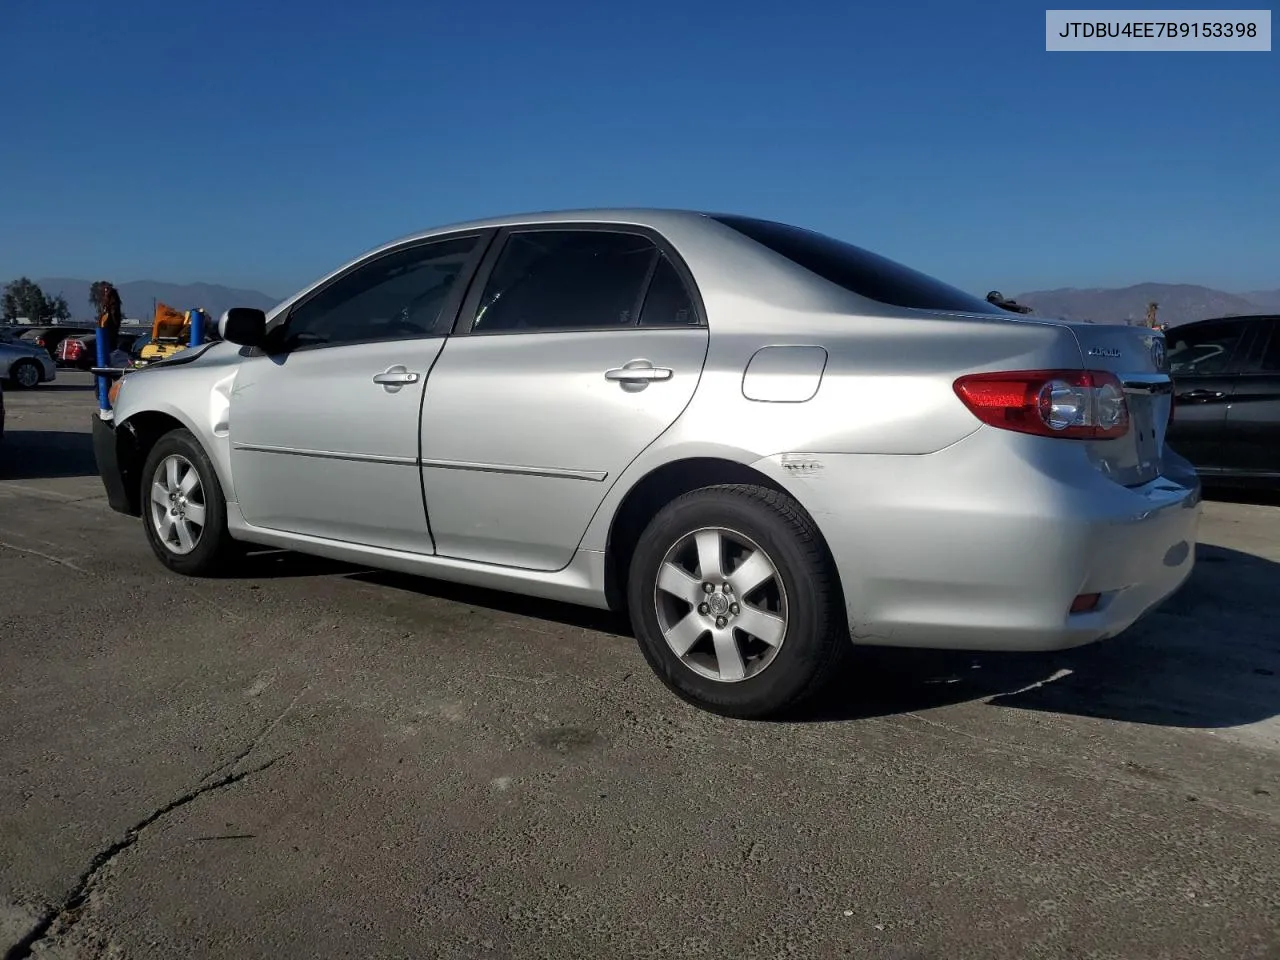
[
  {"left": 0, "top": 333, "right": 57, "bottom": 388},
  {"left": 93, "top": 210, "right": 1201, "bottom": 718}
]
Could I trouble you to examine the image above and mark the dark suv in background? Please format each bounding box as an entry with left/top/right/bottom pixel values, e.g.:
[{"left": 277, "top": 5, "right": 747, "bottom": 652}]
[{"left": 1167, "top": 314, "right": 1280, "bottom": 487}]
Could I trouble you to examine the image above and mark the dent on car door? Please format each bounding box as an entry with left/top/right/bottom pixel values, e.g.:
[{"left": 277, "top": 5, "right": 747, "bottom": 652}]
[
  {"left": 229, "top": 232, "right": 489, "bottom": 551},
  {"left": 1167, "top": 319, "right": 1252, "bottom": 472},
  {"left": 419, "top": 227, "right": 709, "bottom": 571},
  {"left": 1220, "top": 319, "right": 1280, "bottom": 476}
]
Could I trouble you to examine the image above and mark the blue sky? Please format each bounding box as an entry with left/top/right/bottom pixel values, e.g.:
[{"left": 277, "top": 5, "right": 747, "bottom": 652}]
[{"left": 1, "top": 0, "right": 1275, "bottom": 297}]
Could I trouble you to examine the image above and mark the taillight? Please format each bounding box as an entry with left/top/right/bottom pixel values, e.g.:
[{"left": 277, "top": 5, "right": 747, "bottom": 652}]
[{"left": 953, "top": 369, "right": 1130, "bottom": 440}]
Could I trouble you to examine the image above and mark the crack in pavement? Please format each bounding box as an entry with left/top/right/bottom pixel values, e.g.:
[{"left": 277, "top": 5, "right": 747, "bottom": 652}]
[
  {"left": 199, "top": 687, "right": 308, "bottom": 787},
  {"left": 0, "top": 539, "right": 87, "bottom": 573},
  {"left": 3, "top": 754, "right": 287, "bottom": 960}
]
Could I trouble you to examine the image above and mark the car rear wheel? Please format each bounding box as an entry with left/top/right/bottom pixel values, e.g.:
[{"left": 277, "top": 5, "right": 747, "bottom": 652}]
[
  {"left": 9, "top": 359, "right": 41, "bottom": 389},
  {"left": 627, "top": 483, "right": 848, "bottom": 719},
  {"left": 141, "top": 428, "right": 236, "bottom": 576}
]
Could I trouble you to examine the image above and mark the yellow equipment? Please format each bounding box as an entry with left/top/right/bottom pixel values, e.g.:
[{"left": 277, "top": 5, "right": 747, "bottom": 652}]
[{"left": 138, "top": 303, "right": 195, "bottom": 363}]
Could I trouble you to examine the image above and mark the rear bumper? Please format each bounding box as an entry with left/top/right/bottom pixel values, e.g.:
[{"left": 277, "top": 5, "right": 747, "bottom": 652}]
[
  {"left": 762, "top": 430, "right": 1203, "bottom": 653},
  {"left": 92, "top": 415, "right": 135, "bottom": 515}
]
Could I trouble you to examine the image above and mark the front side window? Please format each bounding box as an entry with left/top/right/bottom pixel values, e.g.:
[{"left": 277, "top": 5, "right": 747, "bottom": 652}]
[
  {"left": 712, "top": 215, "right": 1008, "bottom": 316},
  {"left": 1167, "top": 321, "right": 1247, "bottom": 376},
  {"left": 277, "top": 235, "right": 479, "bottom": 351},
  {"left": 471, "top": 230, "right": 658, "bottom": 333}
]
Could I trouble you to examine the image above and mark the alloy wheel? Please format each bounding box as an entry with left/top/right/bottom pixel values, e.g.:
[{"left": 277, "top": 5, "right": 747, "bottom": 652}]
[
  {"left": 149, "top": 454, "right": 207, "bottom": 555},
  {"left": 653, "top": 526, "right": 789, "bottom": 683},
  {"left": 14, "top": 362, "right": 38, "bottom": 388}
]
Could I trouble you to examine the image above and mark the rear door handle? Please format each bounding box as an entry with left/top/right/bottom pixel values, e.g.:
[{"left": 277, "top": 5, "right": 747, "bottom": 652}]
[
  {"left": 604, "top": 360, "right": 673, "bottom": 383},
  {"left": 1179, "top": 389, "right": 1225, "bottom": 401},
  {"left": 373, "top": 365, "right": 420, "bottom": 392}
]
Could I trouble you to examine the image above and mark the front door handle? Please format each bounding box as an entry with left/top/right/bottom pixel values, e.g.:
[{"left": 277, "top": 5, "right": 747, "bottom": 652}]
[
  {"left": 1179, "top": 389, "right": 1225, "bottom": 401},
  {"left": 373, "top": 365, "right": 420, "bottom": 392},
  {"left": 604, "top": 360, "right": 674, "bottom": 384}
]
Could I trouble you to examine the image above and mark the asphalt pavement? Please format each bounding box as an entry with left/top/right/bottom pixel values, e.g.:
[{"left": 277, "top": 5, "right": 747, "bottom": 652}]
[{"left": 2, "top": 371, "right": 1278, "bottom": 960}]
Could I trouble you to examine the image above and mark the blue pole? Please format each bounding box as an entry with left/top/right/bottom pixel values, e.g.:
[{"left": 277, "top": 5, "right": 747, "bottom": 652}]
[
  {"left": 190, "top": 309, "right": 204, "bottom": 347},
  {"left": 94, "top": 326, "right": 110, "bottom": 411}
]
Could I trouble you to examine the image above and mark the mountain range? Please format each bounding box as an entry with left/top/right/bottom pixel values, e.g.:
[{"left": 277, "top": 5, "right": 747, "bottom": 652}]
[
  {"left": 28, "top": 278, "right": 281, "bottom": 323},
  {"left": 1013, "top": 283, "right": 1280, "bottom": 327},
  {"left": 9, "top": 277, "right": 1279, "bottom": 329}
]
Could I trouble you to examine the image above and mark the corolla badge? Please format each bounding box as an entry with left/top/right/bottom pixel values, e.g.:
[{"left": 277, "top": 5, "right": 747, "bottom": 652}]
[
  {"left": 1087, "top": 346, "right": 1122, "bottom": 358},
  {"left": 1151, "top": 338, "right": 1166, "bottom": 370}
]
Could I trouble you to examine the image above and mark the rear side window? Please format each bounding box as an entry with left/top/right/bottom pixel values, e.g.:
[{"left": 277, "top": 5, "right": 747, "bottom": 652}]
[
  {"left": 639, "top": 254, "right": 697, "bottom": 327},
  {"left": 1239, "top": 319, "right": 1280, "bottom": 374},
  {"left": 472, "top": 231, "right": 658, "bottom": 333},
  {"left": 1167, "top": 321, "right": 1248, "bottom": 376},
  {"left": 712, "top": 215, "right": 1007, "bottom": 315}
]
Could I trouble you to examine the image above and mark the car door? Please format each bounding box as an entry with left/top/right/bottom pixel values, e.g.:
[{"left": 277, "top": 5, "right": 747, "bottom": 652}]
[
  {"left": 419, "top": 225, "right": 709, "bottom": 571},
  {"left": 229, "top": 231, "right": 491, "bottom": 552},
  {"left": 1166, "top": 317, "right": 1254, "bottom": 473},
  {"left": 1220, "top": 317, "right": 1280, "bottom": 477}
]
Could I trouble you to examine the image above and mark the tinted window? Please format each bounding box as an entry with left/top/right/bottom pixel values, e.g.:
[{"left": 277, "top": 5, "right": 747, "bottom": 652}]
[
  {"left": 1167, "top": 321, "right": 1247, "bottom": 376},
  {"left": 712, "top": 215, "right": 1007, "bottom": 315},
  {"left": 472, "top": 231, "right": 657, "bottom": 333},
  {"left": 639, "top": 254, "right": 697, "bottom": 327},
  {"left": 1250, "top": 321, "right": 1280, "bottom": 373},
  {"left": 279, "top": 235, "right": 478, "bottom": 350}
]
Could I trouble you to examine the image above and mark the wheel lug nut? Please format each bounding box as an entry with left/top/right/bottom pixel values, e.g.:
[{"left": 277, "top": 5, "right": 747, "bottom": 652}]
[
  {"left": 723, "top": 583, "right": 732, "bottom": 595},
  {"left": 730, "top": 603, "right": 740, "bottom": 615},
  {"left": 715, "top": 616, "right": 727, "bottom": 629},
  {"left": 698, "top": 603, "right": 709, "bottom": 615},
  {"left": 702, "top": 582, "right": 714, "bottom": 594}
]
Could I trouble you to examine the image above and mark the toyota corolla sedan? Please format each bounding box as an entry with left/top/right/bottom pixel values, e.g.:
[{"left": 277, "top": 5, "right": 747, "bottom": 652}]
[{"left": 92, "top": 210, "right": 1200, "bottom": 718}]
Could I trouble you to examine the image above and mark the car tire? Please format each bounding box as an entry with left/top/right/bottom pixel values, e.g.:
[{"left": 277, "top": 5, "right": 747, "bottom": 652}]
[
  {"left": 8, "top": 359, "right": 41, "bottom": 390},
  {"left": 627, "top": 483, "right": 848, "bottom": 720},
  {"left": 140, "top": 428, "right": 236, "bottom": 577}
]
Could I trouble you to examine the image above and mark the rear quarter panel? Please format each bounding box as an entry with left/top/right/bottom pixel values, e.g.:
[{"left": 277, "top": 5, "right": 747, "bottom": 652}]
[{"left": 579, "top": 306, "right": 1082, "bottom": 552}]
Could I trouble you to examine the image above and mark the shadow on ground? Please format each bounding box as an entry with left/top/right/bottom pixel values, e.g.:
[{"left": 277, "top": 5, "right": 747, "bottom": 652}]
[
  {"left": 232, "top": 542, "right": 1278, "bottom": 731},
  {"left": 0, "top": 430, "right": 96, "bottom": 480},
  {"left": 801, "top": 543, "right": 1279, "bottom": 730},
  {"left": 26, "top": 382, "right": 96, "bottom": 393},
  {"left": 229, "top": 548, "right": 629, "bottom": 635}
]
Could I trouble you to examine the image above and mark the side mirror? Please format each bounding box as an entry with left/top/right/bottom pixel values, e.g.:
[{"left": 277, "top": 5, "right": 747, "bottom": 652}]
[{"left": 218, "top": 307, "right": 267, "bottom": 347}]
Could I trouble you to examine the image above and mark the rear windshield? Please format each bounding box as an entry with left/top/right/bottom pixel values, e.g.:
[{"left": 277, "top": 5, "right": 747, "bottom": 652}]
[{"left": 711, "top": 215, "right": 1007, "bottom": 315}]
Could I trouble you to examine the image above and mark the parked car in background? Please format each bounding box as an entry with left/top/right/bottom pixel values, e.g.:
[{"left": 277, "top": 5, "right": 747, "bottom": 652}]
[
  {"left": 1166, "top": 314, "right": 1280, "bottom": 487},
  {"left": 18, "top": 325, "right": 95, "bottom": 359},
  {"left": 56, "top": 328, "right": 147, "bottom": 369},
  {"left": 94, "top": 209, "right": 1200, "bottom": 718},
  {"left": 128, "top": 332, "right": 153, "bottom": 363},
  {"left": 0, "top": 331, "right": 57, "bottom": 388}
]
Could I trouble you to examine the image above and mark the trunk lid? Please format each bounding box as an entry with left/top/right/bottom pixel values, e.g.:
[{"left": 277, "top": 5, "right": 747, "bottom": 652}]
[{"left": 1065, "top": 323, "right": 1171, "bottom": 486}]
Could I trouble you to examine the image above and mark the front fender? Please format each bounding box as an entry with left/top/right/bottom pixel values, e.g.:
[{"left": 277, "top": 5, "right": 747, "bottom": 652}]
[{"left": 114, "top": 376, "right": 238, "bottom": 503}]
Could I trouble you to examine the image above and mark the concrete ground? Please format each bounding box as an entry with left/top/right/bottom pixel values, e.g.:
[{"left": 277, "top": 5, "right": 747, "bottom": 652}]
[{"left": 1, "top": 371, "right": 1278, "bottom": 960}]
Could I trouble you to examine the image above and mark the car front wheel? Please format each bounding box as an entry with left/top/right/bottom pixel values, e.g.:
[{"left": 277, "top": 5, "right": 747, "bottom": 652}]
[
  {"left": 140, "top": 428, "right": 236, "bottom": 576},
  {"left": 627, "top": 483, "right": 848, "bottom": 719},
  {"left": 8, "top": 359, "right": 41, "bottom": 389}
]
